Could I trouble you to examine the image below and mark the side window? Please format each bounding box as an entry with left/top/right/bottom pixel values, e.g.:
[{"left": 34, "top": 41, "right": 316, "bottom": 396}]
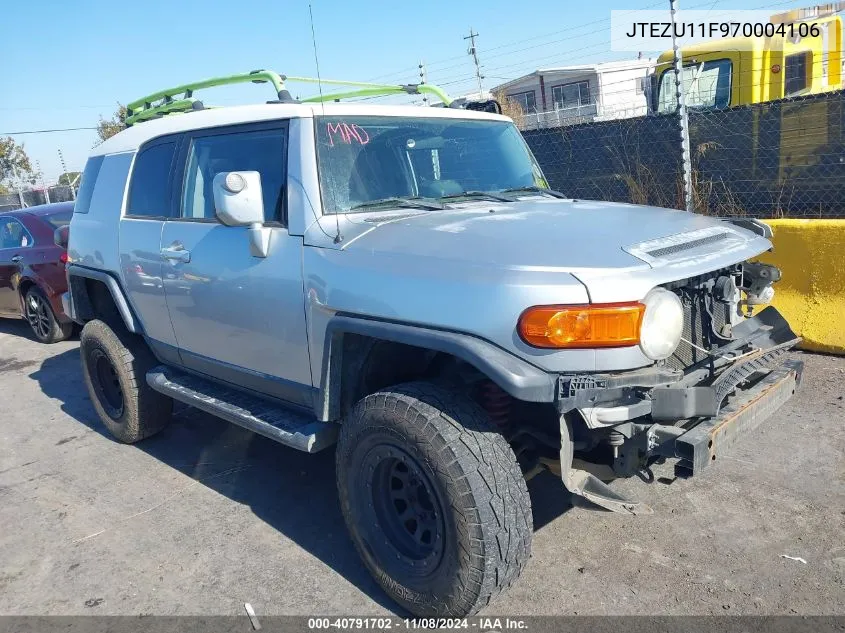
[
  {"left": 508, "top": 91, "right": 536, "bottom": 114},
  {"left": 73, "top": 156, "right": 104, "bottom": 214},
  {"left": 785, "top": 52, "right": 810, "bottom": 96},
  {"left": 180, "top": 128, "right": 286, "bottom": 223},
  {"left": 0, "top": 218, "right": 34, "bottom": 249},
  {"left": 127, "top": 141, "right": 177, "bottom": 218}
]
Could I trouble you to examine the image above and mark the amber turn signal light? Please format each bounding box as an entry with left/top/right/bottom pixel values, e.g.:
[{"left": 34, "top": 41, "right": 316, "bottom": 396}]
[{"left": 518, "top": 302, "right": 645, "bottom": 348}]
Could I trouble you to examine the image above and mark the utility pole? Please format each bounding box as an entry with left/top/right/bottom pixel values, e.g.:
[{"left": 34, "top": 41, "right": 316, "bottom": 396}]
[
  {"left": 419, "top": 61, "right": 429, "bottom": 106},
  {"left": 58, "top": 148, "right": 68, "bottom": 177},
  {"left": 669, "top": 0, "right": 693, "bottom": 213},
  {"left": 11, "top": 165, "right": 25, "bottom": 209},
  {"left": 464, "top": 28, "right": 484, "bottom": 98},
  {"left": 58, "top": 148, "right": 75, "bottom": 199},
  {"left": 36, "top": 160, "right": 49, "bottom": 204}
]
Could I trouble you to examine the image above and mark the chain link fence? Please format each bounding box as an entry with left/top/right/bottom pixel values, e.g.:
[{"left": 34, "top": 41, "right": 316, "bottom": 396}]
[
  {"left": 4, "top": 90, "right": 843, "bottom": 218},
  {"left": 523, "top": 89, "right": 845, "bottom": 218},
  {"left": 520, "top": 101, "right": 650, "bottom": 130},
  {"left": 0, "top": 185, "right": 76, "bottom": 213}
]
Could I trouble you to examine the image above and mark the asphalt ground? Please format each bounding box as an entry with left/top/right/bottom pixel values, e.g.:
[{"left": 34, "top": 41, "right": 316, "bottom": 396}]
[{"left": 1, "top": 317, "right": 843, "bottom": 617}]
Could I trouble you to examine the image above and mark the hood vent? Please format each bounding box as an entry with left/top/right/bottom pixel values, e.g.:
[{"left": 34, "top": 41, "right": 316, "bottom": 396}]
[{"left": 645, "top": 231, "right": 731, "bottom": 258}]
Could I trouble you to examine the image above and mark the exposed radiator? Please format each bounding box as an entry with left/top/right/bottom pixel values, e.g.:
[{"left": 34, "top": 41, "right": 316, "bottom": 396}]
[{"left": 667, "top": 292, "right": 729, "bottom": 372}]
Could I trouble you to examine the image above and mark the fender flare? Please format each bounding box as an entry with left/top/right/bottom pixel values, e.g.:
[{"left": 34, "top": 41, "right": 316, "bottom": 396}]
[
  {"left": 316, "top": 314, "right": 556, "bottom": 420},
  {"left": 66, "top": 264, "right": 142, "bottom": 334}
]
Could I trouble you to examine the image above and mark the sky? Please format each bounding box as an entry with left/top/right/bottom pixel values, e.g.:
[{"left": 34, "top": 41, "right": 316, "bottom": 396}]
[{"left": 1, "top": 0, "right": 800, "bottom": 181}]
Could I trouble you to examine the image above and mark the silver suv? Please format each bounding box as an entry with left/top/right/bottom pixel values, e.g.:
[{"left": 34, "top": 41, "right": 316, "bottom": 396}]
[{"left": 63, "top": 71, "right": 802, "bottom": 617}]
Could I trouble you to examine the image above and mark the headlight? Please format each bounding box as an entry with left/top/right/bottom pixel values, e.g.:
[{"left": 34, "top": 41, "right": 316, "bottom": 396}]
[
  {"left": 639, "top": 288, "right": 684, "bottom": 360},
  {"left": 518, "top": 302, "right": 644, "bottom": 348}
]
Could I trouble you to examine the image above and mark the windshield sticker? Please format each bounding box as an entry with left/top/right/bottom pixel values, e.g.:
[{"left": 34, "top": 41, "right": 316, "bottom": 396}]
[{"left": 326, "top": 122, "right": 370, "bottom": 147}]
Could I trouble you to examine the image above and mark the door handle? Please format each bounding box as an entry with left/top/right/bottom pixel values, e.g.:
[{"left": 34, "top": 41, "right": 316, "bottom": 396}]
[
  {"left": 160, "top": 246, "right": 191, "bottom": 263},
  {"left": 11, "top": 255, "right": 22, "bottom": 263}
]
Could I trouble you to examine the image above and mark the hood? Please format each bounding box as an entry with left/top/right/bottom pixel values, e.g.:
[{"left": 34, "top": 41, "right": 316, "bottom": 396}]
[{"left": 311, "top": 198, "right": 770, "bottom": 277}]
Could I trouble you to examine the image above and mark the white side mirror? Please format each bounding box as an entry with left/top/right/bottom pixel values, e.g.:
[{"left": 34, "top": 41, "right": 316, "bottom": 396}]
[
  {"left": 212, "top": 171, "right": 271, "bottom": 258},
  {"left": 212, "top": 171, "right": 264, "bottom": 226}
]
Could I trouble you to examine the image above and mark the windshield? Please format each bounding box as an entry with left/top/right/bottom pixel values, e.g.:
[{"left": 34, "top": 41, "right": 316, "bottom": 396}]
[
  {"left": 315, "top": 116, "right": 547, "bottom": 213},
  {"left": 657, "top": 59, "right": 732, "bottom": 113}
]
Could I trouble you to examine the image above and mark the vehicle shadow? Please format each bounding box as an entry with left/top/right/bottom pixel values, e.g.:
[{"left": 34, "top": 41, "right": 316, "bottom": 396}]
[
  {"left": 29, "top": 347, "right": 574, "bottom": 613},
  {"left": 0, "top": 315, "right": 79, "bottom": 343},
  {"left": 0, "top": 317, "right": 38, "bottom": 341}
]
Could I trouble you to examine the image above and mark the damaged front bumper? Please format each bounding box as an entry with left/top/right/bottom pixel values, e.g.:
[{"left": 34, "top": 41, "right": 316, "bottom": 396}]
[
  {"left": 553, "top": 306, "right": 803, "bottom": 514},
  {"left": 669, "top": 358, "right": 802, "bottom": 475},
  {"left": 558, "top": 306, "right": 799, "bottom": 421}
]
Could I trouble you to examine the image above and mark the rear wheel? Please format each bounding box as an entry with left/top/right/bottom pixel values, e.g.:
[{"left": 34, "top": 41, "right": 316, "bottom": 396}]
[
  {"left": 336, "top": 381, "right": 532, "bottom": 617},
  {"left": 24, "top": 287, "right": 72, "bottom": 343},
  {"left": 80, "top": 319, "right": 172, "bottom": 443}
]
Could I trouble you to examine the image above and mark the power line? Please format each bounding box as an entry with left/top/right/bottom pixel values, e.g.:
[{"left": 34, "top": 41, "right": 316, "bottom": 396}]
[
  {"left": 1, "top": 126, "right": 99, "bottom": 135},
  {"left": 6, "top": 0, "right": 829, "bottom": 122},
  {"left": 420, "top": 0, "right": 801, "bottom": 93},
  {"left": 365, "top": 0, "right": 672, "bottom": 83},
  {"left": 431, "top": 0, "right": 802, "bottom": 93},
  {"left": 0, "top": 105, "right": 116, "bottom": 112}
]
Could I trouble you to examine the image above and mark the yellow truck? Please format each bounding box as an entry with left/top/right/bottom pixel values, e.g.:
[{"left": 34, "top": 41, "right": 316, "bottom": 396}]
[
  {"left": 652, "top": 11, "right": 843, "bottom": 111},
  {"left": 649, "top": 11, "right": 844, "bottom": 215}
]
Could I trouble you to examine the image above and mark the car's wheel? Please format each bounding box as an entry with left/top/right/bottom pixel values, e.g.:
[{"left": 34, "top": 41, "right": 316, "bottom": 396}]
[
  {"left": 24, "top": 287, "right": 72, "bottom": 343},
  {"left": 336, "top": 381, "right": 532, "bottom": 617},
  {"left": 80, "top": 319, "right": 172, "bottom": 443}
]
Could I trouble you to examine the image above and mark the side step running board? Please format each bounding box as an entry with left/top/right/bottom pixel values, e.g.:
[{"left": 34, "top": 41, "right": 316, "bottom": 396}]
[{"left": 146, "top": 367, "right": 338, "bottom": 453}]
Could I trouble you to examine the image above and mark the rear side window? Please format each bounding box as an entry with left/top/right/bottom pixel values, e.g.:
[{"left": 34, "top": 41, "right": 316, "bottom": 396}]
[
  {"left": 73, "top": 156, "right": 104, "bottom": 214},
  {"left": 44, "top": 210, "right": 73, "bottom": 229},
  {"left": 0, "top": 217, "right": 34, "bottom": 249},
  {"left": 127, "top": 141, "right": 177, "bottom": 218}
]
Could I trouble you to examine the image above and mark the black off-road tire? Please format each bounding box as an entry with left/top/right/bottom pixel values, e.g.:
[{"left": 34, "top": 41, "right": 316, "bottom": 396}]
[
  {"left": 336, "top": 381, "right": 532, "bottom": 617},
  {"left": 80, "top": 319, "right": 172, "bottom": 443},
  {"left": 24, "top": 286, "right": 72, "bottom": 344}
]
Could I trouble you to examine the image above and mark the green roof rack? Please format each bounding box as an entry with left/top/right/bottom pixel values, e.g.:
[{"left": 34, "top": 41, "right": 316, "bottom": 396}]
[{"left": 125, "top": 70, "right": 454, "bottom": 126}]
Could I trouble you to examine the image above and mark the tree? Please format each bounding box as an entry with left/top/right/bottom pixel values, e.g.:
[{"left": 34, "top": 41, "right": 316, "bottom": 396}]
[
  {"left": 58, "top": 171, "right": 83, "bottom": 187},
  {"left": 97, "top": 104, "right": 128, "bottom": 142},
  {"left": 493, "top": 90, "right": 526, "bottom": 129},
  {"left": 0, "top": 136, "right": 36, "bottom": 190}
]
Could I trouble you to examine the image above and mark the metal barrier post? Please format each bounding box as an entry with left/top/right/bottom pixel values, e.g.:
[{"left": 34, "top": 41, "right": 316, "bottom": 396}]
[{"left": 670, "top": 0, "right": 693, "bottom": 213}]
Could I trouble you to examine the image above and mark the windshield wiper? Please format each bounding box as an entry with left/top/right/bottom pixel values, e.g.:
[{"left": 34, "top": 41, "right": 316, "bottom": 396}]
[
  {"left": 502, "top": 185, "right": 568, "bottom": 199},
  {"left": 440, "top": 190, "right": 514, "bottom": 203},
  {"left": 348, "top": 196, "right": 444, "bottom": 212}
]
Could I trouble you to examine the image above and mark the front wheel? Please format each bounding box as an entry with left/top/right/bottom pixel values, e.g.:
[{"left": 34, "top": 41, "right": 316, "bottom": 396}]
[{"left": 336, "top": 382, "right": 532, "bottom": 617}]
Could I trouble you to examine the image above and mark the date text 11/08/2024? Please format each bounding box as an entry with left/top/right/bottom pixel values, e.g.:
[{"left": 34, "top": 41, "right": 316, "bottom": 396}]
[{"left": 307, "top": 617, "right": 529, "bottom": 630}]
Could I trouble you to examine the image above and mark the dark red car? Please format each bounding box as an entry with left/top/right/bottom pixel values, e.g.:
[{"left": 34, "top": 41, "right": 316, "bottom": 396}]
[{"left": 0, "top": 202, "right": 74, "bottom": 343}]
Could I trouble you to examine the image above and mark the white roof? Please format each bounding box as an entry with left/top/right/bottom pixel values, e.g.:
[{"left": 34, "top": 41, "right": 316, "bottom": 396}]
[
  {"left": 536, "top": 58, "right": 653, "bottom": 74},
  {"left": 92, "top": 102, "right": 509, "bottom": 156},
  {"left": 492, "top": 58, "right": 654, "bottom": 92}
]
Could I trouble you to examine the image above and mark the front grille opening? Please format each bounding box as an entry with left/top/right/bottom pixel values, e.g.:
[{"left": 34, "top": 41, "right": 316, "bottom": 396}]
[{"left": 665, "top": 275, "right": 736, "bottom": 372}]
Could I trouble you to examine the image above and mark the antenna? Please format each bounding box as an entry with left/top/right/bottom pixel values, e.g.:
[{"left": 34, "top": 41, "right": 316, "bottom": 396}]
[
  {"left": 308, "top": 4, "right": 326, "bottom": 116},
  {"left": 308, "top": 3, "right": 342, "bottom": 244}
]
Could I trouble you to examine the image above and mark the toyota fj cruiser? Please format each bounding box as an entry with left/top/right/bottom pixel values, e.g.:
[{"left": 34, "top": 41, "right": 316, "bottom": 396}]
[{"left": 63, "top": 70, "right": 802, "bottom": 617}]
